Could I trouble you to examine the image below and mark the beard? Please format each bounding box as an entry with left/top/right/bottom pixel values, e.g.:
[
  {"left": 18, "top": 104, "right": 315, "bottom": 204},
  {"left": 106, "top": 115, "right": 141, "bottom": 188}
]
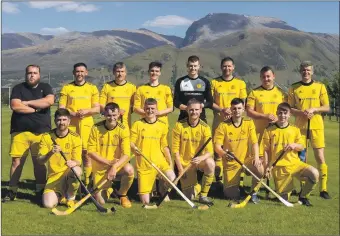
[{"left": 26, "top": 78, "right": 40, "bottom": 88}]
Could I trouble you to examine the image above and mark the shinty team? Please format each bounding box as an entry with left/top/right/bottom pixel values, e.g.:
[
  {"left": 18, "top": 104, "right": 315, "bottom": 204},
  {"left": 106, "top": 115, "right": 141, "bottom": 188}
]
[{"left": 4, "top": 56, "right": 331, "bottom": 211}]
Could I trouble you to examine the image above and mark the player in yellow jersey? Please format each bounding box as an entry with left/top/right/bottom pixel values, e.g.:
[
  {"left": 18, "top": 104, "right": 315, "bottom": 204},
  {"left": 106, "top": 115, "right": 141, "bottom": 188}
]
[
  {"left": 37, "top": 108, "right": 82, "bottom": 208},
  {"left": 99, "top": 62, "right": 136, "bottom": 128},
  {"left": 211, "top": 57, "right": 247, "bottom": 189},
  {"left": 288, "top": 61, "right": 331, "bottom": 199},
  {"left": 87, "top": 103, "right": 134, "bottom": 208},
  {"left": 131, "top": 98, "right": 176, "bottom": 205},
  {"left": 134, "top": 61, "right": 173, "bottom": 125},
  {"left": 59, "top": 63, "right": 100, "bottom": 188},
  {"left": 262, "top": 103, "right": 319, "bottom": 206},
  {"left": 172, "top": 98, "right": 215, "bottom": 206},
  {"left": 214, "top": 98, "right": 264, "bottom": 201}
]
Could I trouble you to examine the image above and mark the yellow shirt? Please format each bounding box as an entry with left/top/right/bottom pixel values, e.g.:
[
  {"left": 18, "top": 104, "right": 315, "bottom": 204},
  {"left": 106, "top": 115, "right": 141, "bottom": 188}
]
[
  {"left": 87, "top": 121, "right": 130, "bottom": 172},
  {"left": 288, "top": 80, "right": 329, "bottom": 130},
  {"left": 99, "top": 81, "right": 136, "bottom": 126},
  {"left": 214, "top": 118, "right": 257, "bottom": 163},
  {"left": 172, "top": 119, "right": 213, "bottom": 167},
  {"left": 246, "top": 86, "right": 287, "bottom": 135},
  {"left": 134, "top": 83, "right": 173, "bottom": 125},
  {"left": 131, "top": 119, "right": 169, "bottom": 171},
  {"left": 38, "top": 129, "right": 82, "bottom": 177},
  {"left": 211, "top": 76, "right": 247, "bottom": 109},
  {"left": 262, "top": 123, "right": 304, "bottom": 166},
  {"left": 59, "top": 81, "right": 99, "bottom": 126}
]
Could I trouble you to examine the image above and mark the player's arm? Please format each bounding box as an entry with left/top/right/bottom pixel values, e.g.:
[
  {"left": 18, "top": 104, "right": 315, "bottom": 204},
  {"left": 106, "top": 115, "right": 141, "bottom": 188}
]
[
  {"left": 246, "top": 93, "right": 274, "bottom": 121},
  {"left": 99, "top": 84, "right": 108, "bottom": 113},
  {"left": 262, "top": 129, "right": 271, "bottom": 171},
  {"left": 213, "top": 124, "right": 227, "bottom": 157},
  {"left": 203, "top": 79, "right": 213, "bottom": 109},
  {"left": 22, "top": 94, "right": 54, "bottom": 109},
  {"left": 130, "top": 123, "right": 140, "bottom": 154},
  {"left": 192, "top": 128, "right": 213, "bottom": 164},
  {"left": 160, "top": 128, "right": 172, "bottom": 166},
  {"left": 130, "top": 86, "right": 136, "bottom": 114},
  {"left": 173, "top": 79, "right": 187, "bottom": 111},
  {"left": 172, "top": 123, "right": 184, "bottom": 173},
  {"left": 285, "top": 128, "right": 304, "bottom": 152},
  {"left": 114, "top": 128, "right": 132, "bottom": 169},
  {"left": 37, "top": 136, "right": 57, "bottom": 164},
  {"left": 249, "top": 121, "right": 261, "bottom": 167},
  {"left": 10, "top": 99, "right": 36, "bottom": 113},
  {"left": 69, "top": 137, "right": 82, "bottom": 167},
  {"left": 133, "top": 88, "right": 146, "bottom": 116}
]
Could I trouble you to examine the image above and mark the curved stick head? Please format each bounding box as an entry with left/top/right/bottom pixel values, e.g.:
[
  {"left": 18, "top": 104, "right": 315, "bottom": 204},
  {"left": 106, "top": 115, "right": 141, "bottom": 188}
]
[
  {"left": 194, "top": 205, "right": 210, "bottom": 210},
  {"left": 142, "top": 204, "right": 158, "bottom": 209}
]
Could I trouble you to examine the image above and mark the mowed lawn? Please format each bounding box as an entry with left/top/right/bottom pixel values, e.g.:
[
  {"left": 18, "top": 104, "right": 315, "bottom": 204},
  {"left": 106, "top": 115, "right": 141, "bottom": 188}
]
[{"left": 1, "top": 105, "right": 339, "bottom": 235}]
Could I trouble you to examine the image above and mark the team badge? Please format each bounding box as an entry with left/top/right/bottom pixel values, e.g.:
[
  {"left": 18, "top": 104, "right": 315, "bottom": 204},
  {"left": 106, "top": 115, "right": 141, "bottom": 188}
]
[
  {"left": 231, "top": 85, "right": 235, "bottom": 90},
  {"left": 273, "top": 94, "right": 277, "bottom": 98},
  {"left": 196, "top": 132, "right": 200, "bottom": 138},
  {"left": 241, "top": 130, "right": 246, "bottom": 135},
  {"left": 65, "top": 143, "right": 70, "bottom": 149},
  {"left": 228, "top": 132, "right": 233, "bottom": 135},
  {"left": 299, "top": 90, "right": 302, "bottom": 93},
  {"left": 312, "top": 89, "right": 316, "bottom": 94},
  {"left": 197, "top": 84, "right": 202, "bottom": 89},
  {"left": 158, "top": 91, "right": 162, "bottom": 95}
]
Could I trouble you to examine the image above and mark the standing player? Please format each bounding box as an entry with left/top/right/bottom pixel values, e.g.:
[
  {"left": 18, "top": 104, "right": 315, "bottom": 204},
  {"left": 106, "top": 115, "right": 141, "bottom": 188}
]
[
  {"left": 130, "top": 98, "right": 176, "bottom": 205},
  {"left": 3, "top": 64, "right": 54, "bottom": 202},
  {"left": 214, "top": 98, "right": 264, "bottom": 201},
  {"left": 134, "top": 61, "right": 174, "bottom": 196},
  {"left": 172, "top": 98, "right": 215, "bottom": 206},
  {"left": 38, "top": 109, "right": 82, "bottom": 208},
  {"left": 211, "top": 57, "right": 247, "bottom": 188},
  {"left": 59, "top": 63, "right": 100, "bottom": 188},
  {"left": 288, "top": 61, "right": 331, "bottom": 199},
  {"left": 87, "top": 103, "right": 134, "bottom": 208},
  {"left": 100, "top": 62, "right": 136, "bottom": 128},
  {"left": 173, "top": 55, "right": 213, "bottom": 123},
  {"left": 262, "top": 103, "right": 319, "bottom": 206}
]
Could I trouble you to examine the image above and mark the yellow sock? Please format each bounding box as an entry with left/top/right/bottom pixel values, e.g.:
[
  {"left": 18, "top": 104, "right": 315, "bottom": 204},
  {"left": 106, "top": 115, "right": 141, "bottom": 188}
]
[
  {"left": 215, "top": 158, "right": 223, "bottom": 182},
  {"left": 70, "top": 177, "right": 80, "bottom": 195},
  {"left": 118, "top": 174, "right": 134, "bottom": 196},
  {"left": 239, "top": 172, "right": 245, "bottom": 187},
  {"left": 84, "top": 166, "right": 92, "bottom": 185},
  {"left": 201, "top": 174, "right": 214, "bottom": 197},
  {"left": 318, "top": 163, "right": 328, "bottom": 192}
]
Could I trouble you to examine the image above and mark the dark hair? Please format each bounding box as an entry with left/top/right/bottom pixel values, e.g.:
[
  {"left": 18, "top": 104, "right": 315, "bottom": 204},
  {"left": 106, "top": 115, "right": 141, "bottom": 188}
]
[
  {"left": 73, "top": 62, "right": 87, "bottom": 70},
  {"left": 113, "top": 62, "right": 126, "bottom": 71},
  {"left": 104, "top": 102, "right": 120, "bottom": 112},
  {"left": 220, "top": 57, "right": 234, "bottom": 67},
  {"left": 26, "top": 64, "right": 40, "bottom": 74},
  {"left": 260, "top": 66, "right": 275, "bottom": 75},
  {"left": 187, "top": 55, "right": 200, "bottom": 63},
  {"left": 148, "top": 61, "right": 162, "bottom": 71},
  {"left": 277, "top": 102, "right": 291, "bottom": 112},
  {"left": 144, "top": 98, "right": 157, "bottom": 106},
  {"left": 187, "top": 98, "right": 201, "bottom": 106},
  {"left": 231, "top": 98, "right": 244, "bottom": 106},
  {"left": 54, "top": 108, "right": 71, "bottom": 119}
]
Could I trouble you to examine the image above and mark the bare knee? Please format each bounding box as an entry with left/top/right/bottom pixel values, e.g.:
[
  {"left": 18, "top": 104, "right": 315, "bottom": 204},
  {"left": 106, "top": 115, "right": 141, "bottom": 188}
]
[
  {"left": 12, "top": 158, "right": 21, "bottom": 168},
  {"left": 307, "top": 167, "right": 319, "bottom": 183},
  {"left": 42, "top": 194, "right": 58, "bottom": 209},
  {"left": 124, "top": 164, "right": 135, "bottom": 176},
  {"left": 204, "top": 158, "right": 215, "bottom": 173},
  {"left": 139, "top": 194, "right": 150, "bottom": 205},
  {"left": 70, "top": 166, "right": 82, "bottom": 178}
]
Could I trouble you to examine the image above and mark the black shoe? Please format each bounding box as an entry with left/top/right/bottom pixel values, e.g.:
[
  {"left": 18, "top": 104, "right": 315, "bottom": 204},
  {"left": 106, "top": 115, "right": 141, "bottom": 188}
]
[
  {"left": 320, "top": 191, "right": 331, "bottom": 199},
  {"left": 298, "top": 197, "right": 313, "bottom": 207},
  {"left": 2, "top": 190, "right": 17, "bottom": 202},
  {"left": 199, "top": 196, "right": 214, "bottom": 206},
  {"left": 239, "top": 186, "right": 247, "bottom": 198}
]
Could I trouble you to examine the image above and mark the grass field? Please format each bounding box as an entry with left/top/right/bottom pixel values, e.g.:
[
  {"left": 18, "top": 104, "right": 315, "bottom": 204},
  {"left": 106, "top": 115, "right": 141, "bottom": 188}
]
[{"left": 1, "top": 105, "right": 339, "bottom": 235}]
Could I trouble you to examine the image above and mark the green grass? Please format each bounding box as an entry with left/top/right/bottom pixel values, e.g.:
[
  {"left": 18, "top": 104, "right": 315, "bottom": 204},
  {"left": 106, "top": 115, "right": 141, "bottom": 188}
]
[{"left": 1, "top": 105, "right": 339, "bottom": 235}]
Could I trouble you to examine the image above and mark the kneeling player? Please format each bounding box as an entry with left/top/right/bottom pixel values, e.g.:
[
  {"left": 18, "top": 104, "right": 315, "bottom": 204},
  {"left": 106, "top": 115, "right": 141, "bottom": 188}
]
[
  {"left": 172, "top": 98, "right": 215, "bottom": 206},
  {"left": 214, "top": 98, "right": 264, "bottom": 202},
  {"left": 131, "top": 98, "right": 175, "bottom": 205},
  {"left": 38, "top": 108, "right": 82, "bottom": 208},
  {"left": 262, "top": 103, "right": 319, "bottom": 206},
  {"left": 87, "top": 103, "right": 134, "bottom": 208}
]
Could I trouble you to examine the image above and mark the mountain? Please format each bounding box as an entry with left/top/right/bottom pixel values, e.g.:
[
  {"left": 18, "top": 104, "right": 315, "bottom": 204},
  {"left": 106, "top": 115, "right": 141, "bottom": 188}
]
[
  {"left": 2, "top": 33, "right": 54, "bottom": 50},
  {"left": 181, "top": 13, "right": 299, "bottom": 47}
]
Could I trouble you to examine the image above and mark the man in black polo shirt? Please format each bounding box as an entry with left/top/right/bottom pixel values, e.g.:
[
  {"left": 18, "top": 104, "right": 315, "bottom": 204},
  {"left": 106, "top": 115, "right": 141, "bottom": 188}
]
[
  {"left": 173, "top": 55, "right": 213, "bottom": 123},
  {"left": 3, "top": 64, "right": 55, "bottom": 202}
]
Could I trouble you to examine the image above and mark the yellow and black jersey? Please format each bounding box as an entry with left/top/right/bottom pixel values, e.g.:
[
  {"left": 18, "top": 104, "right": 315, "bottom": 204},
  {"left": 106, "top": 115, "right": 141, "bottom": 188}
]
[
  {"left": 211, "top": 76, "right": 247, "bottom": 109},
  {"left": 288, "top": 80, "right": 329, "bottom": 130},
  {"left": 134, "top": 83, "right": 173, "bottom": 124},
  {"left": 38, "top": 129, "right": 82, "bottom": 177},
  {"left": 99, "top": 81, "right": 136, "bottom": 113},
  {"left": 131, "top": 118, "right": 169, "bottom": 170},
  {"left": 214, "top": 118, "right": 257, "bottom": 163},
  {"left": 87, "top": 120, "right": 130, "bottom": 172},
  {"left": 172, "top": 118, "right": 213, "bottom": 167},
  {"left": 262, "top": 123, "right": 304, "bottom": 166},
  {"left": 246, "top": 86, "right": 287, "bottom": 134}
]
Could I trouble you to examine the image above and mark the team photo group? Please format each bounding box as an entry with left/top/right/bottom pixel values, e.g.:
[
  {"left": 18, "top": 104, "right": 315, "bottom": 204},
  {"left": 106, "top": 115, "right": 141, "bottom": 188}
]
[{"left": 3, "top": 55, "right": 332, "bottom": 214}]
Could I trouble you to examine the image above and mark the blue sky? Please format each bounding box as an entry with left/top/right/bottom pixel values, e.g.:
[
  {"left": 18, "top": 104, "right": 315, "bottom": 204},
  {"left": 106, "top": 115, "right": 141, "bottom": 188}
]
[{"left": 2, "top": 1, "right": 339, "bottom": 37}]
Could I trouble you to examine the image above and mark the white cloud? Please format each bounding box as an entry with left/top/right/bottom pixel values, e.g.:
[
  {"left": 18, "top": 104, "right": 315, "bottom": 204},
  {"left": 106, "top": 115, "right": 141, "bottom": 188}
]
[
  {"left": 28, "top": 2, "right": 99, "bottom": 13},
  {"left": 40, "top": 27, "right": 69, "bottom": 35},
  {"left": 3, "top": 2, "right": 20, "bottom": 14},
  {"left": 143, "top": 15, "right": 193, "bottom": 28}
]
